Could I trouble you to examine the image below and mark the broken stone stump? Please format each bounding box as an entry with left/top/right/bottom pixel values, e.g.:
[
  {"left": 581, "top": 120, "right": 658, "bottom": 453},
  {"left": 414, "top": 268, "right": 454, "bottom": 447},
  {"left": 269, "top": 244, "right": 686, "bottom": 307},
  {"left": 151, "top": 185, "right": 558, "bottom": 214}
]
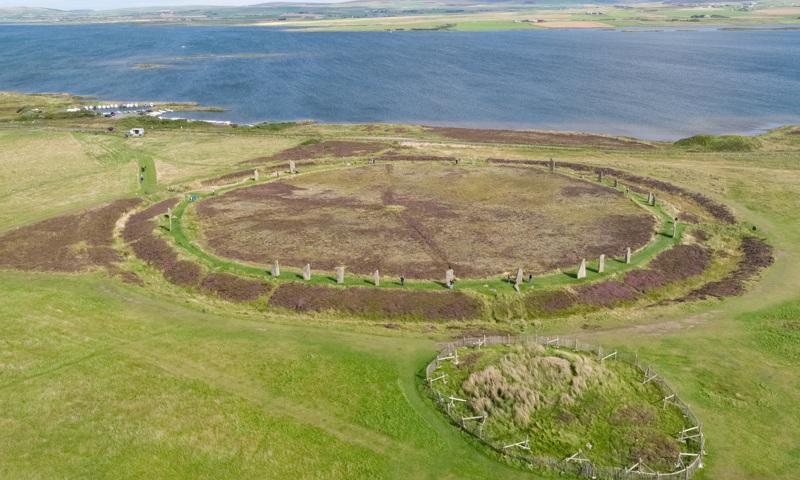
[
  {"left": 577, "top": 259, "right": 587, "bottom": 279},
  {"left": 302, "top": 264, "right": 311, "bottom": 281},
  {"left": 272, "top": 260, "right": 280, "bottom": 277},
  {"left": 625, "top": 247, "right": 631, "bottom": 264},
  {"left": 445, "top": 268, "right": 454, "bottom": 286},
  {"left": 599, "top": 254, "right": 605, "bottom": 273},
  {"left": 515, "top": 268, "right": 524, "bottom": 285},
  {"left": 254, "top": 169, "right": 259, "bottom": 181},
  {"left": 289, "top": 160, "right": 296, "bottom": 174},
  {"left": 549, "top": 158, "right": 555, "bottom": 173},
  {"left": 374, "top": 269, "right": 380, "bottom": 286},
  {"left": 336, "top": 266, "right": 344, "bottom": 284}
]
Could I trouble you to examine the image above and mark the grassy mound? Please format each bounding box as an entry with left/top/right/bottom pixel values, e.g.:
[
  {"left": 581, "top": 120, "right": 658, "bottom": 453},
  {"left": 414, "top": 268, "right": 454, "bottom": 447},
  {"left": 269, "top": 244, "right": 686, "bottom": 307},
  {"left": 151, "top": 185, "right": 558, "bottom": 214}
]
[
  {"left": 674, "top": 134, "right": 761, "bottom": 152},
  {"left": 432, "top": 343, "right": 697, "bottom": 472}
]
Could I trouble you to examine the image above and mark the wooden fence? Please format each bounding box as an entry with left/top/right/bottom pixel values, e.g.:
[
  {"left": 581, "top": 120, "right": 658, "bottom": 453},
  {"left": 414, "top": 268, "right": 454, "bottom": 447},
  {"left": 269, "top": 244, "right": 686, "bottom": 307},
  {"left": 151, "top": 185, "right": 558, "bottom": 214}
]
[{"left": 425, "top": 334, "right": 705, "bottom": 480}]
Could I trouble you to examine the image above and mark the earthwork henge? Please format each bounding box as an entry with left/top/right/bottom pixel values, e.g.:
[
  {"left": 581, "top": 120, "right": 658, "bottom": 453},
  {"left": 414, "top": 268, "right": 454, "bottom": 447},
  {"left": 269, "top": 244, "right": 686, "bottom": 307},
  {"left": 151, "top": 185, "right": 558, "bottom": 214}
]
[
  {"left": 272, "top": 260, "right": 280, "bottom": 276},
  {"left": 336, "top": 266, "right": 345, "bottom": 284},
  {"left": 302, "top": 264, "right": 311, "bottom": 281}
]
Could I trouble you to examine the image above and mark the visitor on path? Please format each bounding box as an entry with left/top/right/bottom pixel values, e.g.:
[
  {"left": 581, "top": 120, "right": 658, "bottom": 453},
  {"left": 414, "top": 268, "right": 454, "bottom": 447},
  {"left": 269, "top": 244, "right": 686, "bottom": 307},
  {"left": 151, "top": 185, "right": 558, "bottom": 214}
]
[
  {"left": 528, "top": 274, "right": 533, "bottom": 283},
  {"left": 449, "top": 279, "right": 454, "bottom": 290},
  {"left": 507, "top": 274, "right": 511, "bottom": 284},
  {"left": 400, "top": 275, "right": 405, "bottom": 287}
]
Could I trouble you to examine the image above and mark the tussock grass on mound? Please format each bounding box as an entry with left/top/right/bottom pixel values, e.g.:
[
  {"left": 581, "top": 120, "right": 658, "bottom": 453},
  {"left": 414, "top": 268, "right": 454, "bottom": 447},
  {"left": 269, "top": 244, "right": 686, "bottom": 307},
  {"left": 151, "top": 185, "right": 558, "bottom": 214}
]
[
  {"left": 674, "top": 134, "right": 762, "bottom": 152},
  {"left": 436, "top": 343, "right": 693, "bottom": 472}
]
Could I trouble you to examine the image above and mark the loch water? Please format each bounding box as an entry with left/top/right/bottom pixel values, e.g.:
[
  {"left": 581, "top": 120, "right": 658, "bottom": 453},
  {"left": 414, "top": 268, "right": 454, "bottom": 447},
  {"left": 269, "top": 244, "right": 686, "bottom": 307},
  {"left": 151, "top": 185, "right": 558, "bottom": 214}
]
[{"left": 1, "top": 24, "right": 799, "bottom": 139}]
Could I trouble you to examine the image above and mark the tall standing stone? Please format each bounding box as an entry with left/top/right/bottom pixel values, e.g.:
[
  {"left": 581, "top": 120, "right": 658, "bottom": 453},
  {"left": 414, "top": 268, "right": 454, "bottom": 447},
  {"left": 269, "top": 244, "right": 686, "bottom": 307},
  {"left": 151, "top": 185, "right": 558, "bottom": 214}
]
[
  {"left": 515, "top": 268, "right": 524, "bottom": 286},
  {"left": 167, "top": 208, "right": 172, "bottom": 231},
  {"left": 577, "top": 259, "right": 587, "bottom": 279},
  {"left": 445, "top": 268, "right": 454, "bottom": 286},
  {"left": 289, "top": 160, "right": 296, "bottom": 174},
  {"left": 272, "top": 260, "right": 280, "bottom": 277},
  {"left": 672, "top": 221, "right": 678, "bottom": 238},
  {"left": 598, "top": 254, "right": 605, "bottom": 273},
  {"left": 302, "top": 264, "right": 311, "bottom": 281},
  {"left": 651, "top": 194, "right": 657, "bottom": 206},
  {"left": 549, "top": 158, "right": 555, "bottom": 173},
  {"left": 614, "top": 179, "right": 618, "bottom": 188},
  {"left": 254, "top": 169, "right": 259, "bottom": 181},
  {"left": 336, "top": 266, "right": 344, "bottom": 284},
  {"left": 647, "top": 192, "right": 653, "bottom": 204},
  {"left": 598, "top": 171, "right": 603, "bottom": 183},
  {"left": 374, "top": 269, "right": 380, "bottom": 286},
  {"left": 625, "top": 247, "right": 631, "bottom": 264}
]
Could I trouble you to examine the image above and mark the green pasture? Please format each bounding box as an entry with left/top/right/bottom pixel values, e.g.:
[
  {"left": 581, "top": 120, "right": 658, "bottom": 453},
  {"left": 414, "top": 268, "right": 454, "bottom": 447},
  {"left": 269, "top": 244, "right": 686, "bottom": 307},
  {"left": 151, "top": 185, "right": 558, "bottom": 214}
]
[{"left": 1, "top": 100, "right": 800, "bottom": 478}]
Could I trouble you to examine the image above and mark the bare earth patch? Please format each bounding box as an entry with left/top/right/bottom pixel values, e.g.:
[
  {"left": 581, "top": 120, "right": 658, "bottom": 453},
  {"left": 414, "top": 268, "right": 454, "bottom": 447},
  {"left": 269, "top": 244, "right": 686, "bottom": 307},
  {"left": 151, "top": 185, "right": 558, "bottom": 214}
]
[{"left": 195, "top": 164, "right": 654, "bottom": 279}]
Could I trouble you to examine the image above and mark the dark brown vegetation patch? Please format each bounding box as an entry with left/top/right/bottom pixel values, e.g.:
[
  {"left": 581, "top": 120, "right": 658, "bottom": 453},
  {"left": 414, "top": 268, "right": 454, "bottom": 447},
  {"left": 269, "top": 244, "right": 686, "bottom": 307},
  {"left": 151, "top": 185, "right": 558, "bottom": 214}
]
[
  {"left": 0, "top": 198, "right": 141, "bottom": 272},
  {"left": 200, "top": 169, "right": 254, "bottom": 186},
  {"left": 268, "top": 283, "right": 481, "bottom": 320},
  {"left": 254, "top": 141, "right": 389, "bottom": 162},
  {"left": 201, "top": 273, "right": 267, "bottom": 302},
  {"left": 124, "top": 198, "right": 203, "bottom": 287},
  {"left": 624, "top": 269, "right": 669, "bottom": 293},
  {"left": 525, "top": 290, "right": 578, "bottom": 313},
  {"left": 426, "top": 126, "right": 656, "bottom": 150},
  {"left": 486, "top": 158, "right": 736, "bottom": 224},
  {"left": 575, "top": 281, "right": 637, "bottom": 307},
  {"left": 379, "top": 151, "right": 458, "bottom": 163},
  {"left": 686, "top": 237, "right": 773, "bottom": 299},
  {"left": 648, "top": 244, "right": 711, "bottom": 282},
  {"left": 163, "top": 260, "right": 203, "bottom": 287}
]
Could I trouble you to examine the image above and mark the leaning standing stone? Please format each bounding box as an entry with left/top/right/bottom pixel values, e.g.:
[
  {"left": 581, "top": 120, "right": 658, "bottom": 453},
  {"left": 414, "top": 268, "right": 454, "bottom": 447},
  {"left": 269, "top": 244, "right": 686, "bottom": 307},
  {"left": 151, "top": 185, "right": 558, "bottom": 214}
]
[
  {"left": 272, "top": 260, "right": 280, "bottom": 277},
  {"left": 599, "top": 254, "right": 605, "bottom": 273},
  {"left": 302, "top": 264, "right": 311, "bottom": 281},
  {"left": 577, "top": 259, "right": 587, "bottom": 279},
  {"left": 336, "top": 266, "right": 345, "bottom": 284}
]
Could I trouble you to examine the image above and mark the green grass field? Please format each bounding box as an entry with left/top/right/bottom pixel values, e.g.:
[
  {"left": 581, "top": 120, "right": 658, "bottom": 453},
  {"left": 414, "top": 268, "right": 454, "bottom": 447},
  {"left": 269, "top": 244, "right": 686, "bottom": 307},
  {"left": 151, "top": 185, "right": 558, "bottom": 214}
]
[{"left": 1, "top": 95, "right": 800, "bottom": 478}]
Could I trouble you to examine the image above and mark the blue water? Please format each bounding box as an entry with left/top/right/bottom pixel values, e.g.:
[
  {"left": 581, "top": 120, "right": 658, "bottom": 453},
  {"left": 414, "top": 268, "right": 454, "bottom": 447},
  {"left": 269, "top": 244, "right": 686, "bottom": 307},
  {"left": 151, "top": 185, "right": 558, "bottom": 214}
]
[{"left": 1, "top": 24, "right": 799, "bottom": 140}]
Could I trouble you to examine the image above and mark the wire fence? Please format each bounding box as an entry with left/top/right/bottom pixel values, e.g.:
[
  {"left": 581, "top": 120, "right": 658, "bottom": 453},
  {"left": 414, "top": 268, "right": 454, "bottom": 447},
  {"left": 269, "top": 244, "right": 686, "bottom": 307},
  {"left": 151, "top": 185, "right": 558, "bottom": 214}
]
[{"left": 425, "top": 334, "right": 705, "bottom": 480}]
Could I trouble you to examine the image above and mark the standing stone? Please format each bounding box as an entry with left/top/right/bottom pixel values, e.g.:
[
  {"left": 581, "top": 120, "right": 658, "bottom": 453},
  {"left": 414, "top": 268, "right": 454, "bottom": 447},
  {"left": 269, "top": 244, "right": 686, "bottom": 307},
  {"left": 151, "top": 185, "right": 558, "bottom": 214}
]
[
  {"left": 598, "top": 254, "right": 605, "bottom": 273},
  {"left": 625, "top": 247, "right": 632, "bottom": 264},
  {"left": 549, "top": 158, "right": 555, "bottom": 173},
  {"left": 651, "top": 194, "right": 657, "bottom": 206},
  {"left": 472, "top": 156, "right": 477, "bottom": 166},
  {"left": 513, "top": 283, "right": 520, "bottom": 293},
  {"left": 445, "top": 268, "right": 454, "bottom": 286},
  {"left": 336, "top": 266, "right": 344, "bottom": 284},
  {"left": 302, "top": 264, "right": 311, "bottom": 281},
  {"left": 647, "top": 192, "right": 653, "bottom": 204},
  {"left": 374, "top": 269, "right": 380, "bottom": 286},
  {"left": 598, "top": 171, "right": 603, "bottom": 183},
  {"left": 614, "top": 179, "right": 618, "bottom": 188},
  {"left": 167, "top": 208, "right": 172, "bottom": 231},
  {"left": 515, "top": 268, "right": 524, "bottom": 286},
  {"left": 272, "top": 260, "right": 280, "bottom": 277},
  {"left": 672, "top": 221, "right": 678, "bottom": 238},
  {"left": 577, "top": 259, "right": 587, "bottom": 279},
  {"left": 254, "top": 169, "right": 259, "bottom": 181},
  {"left": 289, "top": 160, "right": 296, "bottom": 174}
]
